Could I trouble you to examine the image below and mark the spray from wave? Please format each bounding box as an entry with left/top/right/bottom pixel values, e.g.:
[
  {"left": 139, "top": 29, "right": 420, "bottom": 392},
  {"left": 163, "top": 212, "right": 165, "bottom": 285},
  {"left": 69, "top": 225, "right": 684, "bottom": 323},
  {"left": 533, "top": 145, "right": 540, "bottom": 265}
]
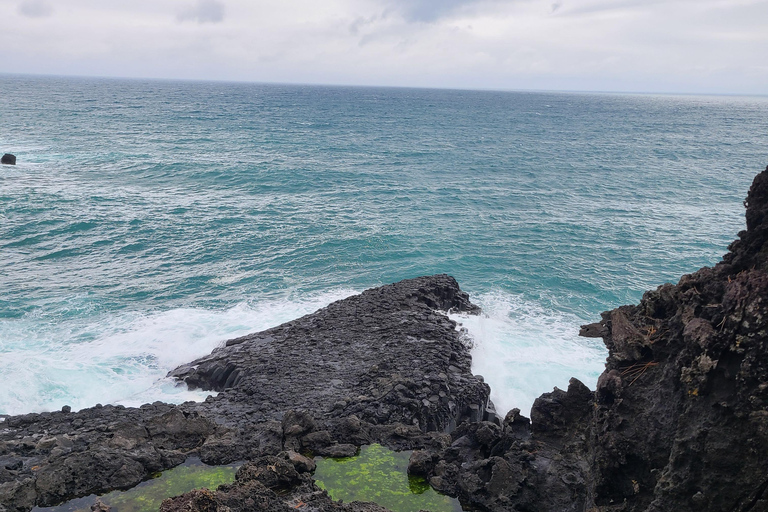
[
  {"left": 2, "top": 287, "right": 608, "bottom": 420},
  {"left": 451, "top": 291, "right": 607, "bottom": 418},
  {"left": 0, "top": 289, "right": 356, "bottom": 415}
]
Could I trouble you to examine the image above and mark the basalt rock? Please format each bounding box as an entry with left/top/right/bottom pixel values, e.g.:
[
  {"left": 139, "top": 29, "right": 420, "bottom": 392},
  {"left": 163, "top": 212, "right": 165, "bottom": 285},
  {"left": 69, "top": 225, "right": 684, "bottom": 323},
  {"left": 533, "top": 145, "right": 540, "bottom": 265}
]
[
  {"left": 4, "top": 166, "right": 768, "bottom": 512},
  {"left": 410, "top": 379, "right": 593, "bottom": 511},
  {"left": 0, "top": 402, "right": 213, "bottom": 511},
  {"left": 580, "top": 167, "right": 768, "bottom": 512},
  {"left": 168, "top": 274, "right": 491, "bottom": 460},
  {"left": 159, "top": 452, "right": 393, "bottom": 512},
  {"left": 0, "top": 275, "right": 490, "bottom": 511},
  {"left": 410, "top": 165, "right": 768, "bottom": 511},
  {"left": 169, "top": 274, "right": 485, "bottom": 433}
]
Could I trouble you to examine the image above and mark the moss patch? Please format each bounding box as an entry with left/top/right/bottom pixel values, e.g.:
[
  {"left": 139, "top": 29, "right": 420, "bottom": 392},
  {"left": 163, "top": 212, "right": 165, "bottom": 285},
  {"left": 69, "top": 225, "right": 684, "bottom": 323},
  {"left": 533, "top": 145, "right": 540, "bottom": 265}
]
[
  {"left": 314, "top": 444, "right": 462, "bottom": 512},
  {"left": 34, "top": 458, "right": 238, "bottom": 512}
]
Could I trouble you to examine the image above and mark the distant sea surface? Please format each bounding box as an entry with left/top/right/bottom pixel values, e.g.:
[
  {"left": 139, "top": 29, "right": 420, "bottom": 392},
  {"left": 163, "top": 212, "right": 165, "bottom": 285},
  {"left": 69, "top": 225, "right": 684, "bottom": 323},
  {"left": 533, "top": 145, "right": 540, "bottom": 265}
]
[{"left": 1, "top": 75, "right": 766, "bottom": 417}]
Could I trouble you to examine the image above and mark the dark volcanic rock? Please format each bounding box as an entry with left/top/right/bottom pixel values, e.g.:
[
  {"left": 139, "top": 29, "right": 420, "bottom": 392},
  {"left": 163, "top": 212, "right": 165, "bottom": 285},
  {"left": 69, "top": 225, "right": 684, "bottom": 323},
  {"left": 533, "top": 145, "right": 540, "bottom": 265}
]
[
  {"left": 1, "top": 154, "right": 15, "bottom": 165},
  {"left": 0, "top": 403, "right": 213, "bottom": 511},
  {"left": 159, "top": 452, "right": 392, "bottom": 512},
  {"left": 411, "top": 165, "right": 768, "bottom": 511},
  {"left": 4, "top": 165, "right": 768, "bottom": 512},
  {"left": 580, "top": 167, "right": 768, "bottom": 511},
  {"left": 0, "top": 275, "right": 489, "bottom": 511},
  {"left": 170, "top": 274, "right": 488, "bottom": 438}
]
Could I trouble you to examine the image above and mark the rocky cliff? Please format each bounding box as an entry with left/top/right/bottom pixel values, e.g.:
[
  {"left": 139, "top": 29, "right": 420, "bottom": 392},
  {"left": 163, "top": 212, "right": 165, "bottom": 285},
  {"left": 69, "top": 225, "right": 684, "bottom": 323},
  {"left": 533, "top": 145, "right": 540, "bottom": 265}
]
[{"left": 408, "top": 165, "right": 768, "bottom": 511}]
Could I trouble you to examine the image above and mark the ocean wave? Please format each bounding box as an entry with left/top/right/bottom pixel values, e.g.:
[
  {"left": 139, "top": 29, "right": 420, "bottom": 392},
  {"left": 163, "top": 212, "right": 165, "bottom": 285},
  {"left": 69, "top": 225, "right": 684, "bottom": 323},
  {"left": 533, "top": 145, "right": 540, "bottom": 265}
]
[
  {"left": 451, "top": 291, "right": 607, "bottom": 418},
  {"left": 0, "top": 288, "right": 357, "bottom": 415}
]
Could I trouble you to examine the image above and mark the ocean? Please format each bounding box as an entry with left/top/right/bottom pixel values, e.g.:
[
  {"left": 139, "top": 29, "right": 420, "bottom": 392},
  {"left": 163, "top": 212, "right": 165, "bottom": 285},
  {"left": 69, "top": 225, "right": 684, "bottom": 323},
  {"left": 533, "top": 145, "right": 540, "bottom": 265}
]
[{"left": 1, "top": 75, "right": 766, "bottom": 418}]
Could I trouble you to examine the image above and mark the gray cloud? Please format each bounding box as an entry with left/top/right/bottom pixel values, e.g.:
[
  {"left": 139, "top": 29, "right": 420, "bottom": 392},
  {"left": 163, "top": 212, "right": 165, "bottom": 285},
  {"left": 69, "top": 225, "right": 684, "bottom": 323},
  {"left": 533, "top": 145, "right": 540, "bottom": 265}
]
[
  {"left": 178, "top": 0, "right": 225, "bottom": 24},
  {"left": 349, "top": 15, "right": 380, "bottom": 36},
  {"left": 2, "top": 0, "right": 766, "bottom": 95},
  {"left": 18, "top": 0, "right": 53, "bottom": 18},
  {"left": 387, "top": 0, "right": 485, "bottom": 22},
  {"left": 552, "top": 0, "right": 669, "bottom": 18}
]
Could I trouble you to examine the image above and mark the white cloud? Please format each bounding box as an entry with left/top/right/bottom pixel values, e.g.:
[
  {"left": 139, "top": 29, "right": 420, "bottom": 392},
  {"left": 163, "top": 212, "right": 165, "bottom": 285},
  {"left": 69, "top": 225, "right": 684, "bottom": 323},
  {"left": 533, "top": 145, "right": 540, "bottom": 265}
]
[
  {"left": 178, "top": 0, "right": 225, "bottom": 24},
  {"left": 0, "top": 0, "right": 766, "bottom": 94},
  {"left": 17, "top": 0, "right": 52, "bottom": 18}
]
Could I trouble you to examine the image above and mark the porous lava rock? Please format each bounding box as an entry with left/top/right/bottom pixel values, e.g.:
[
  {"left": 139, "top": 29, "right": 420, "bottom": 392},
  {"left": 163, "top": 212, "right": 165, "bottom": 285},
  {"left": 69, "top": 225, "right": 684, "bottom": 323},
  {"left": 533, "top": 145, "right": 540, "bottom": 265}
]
[
  {"left": 0, "top": 403, "right": 213, "bottom": 511},
  {"left": 0, "top": 275, "right": 490, "bottom": 511},
  {"left": 409, "top": 165, "right": 768, "bottom": 511},
  {"left": 580, "top": 166, "right": 768, "bottom": 511}
]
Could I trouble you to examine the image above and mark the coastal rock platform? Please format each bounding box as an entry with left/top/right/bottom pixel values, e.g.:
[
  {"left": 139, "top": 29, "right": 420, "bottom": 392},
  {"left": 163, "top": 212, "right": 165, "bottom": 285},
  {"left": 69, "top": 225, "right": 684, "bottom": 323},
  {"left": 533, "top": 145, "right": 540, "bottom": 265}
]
[{"left": 0, "top": 275, "right": 491, "bottom": 512}]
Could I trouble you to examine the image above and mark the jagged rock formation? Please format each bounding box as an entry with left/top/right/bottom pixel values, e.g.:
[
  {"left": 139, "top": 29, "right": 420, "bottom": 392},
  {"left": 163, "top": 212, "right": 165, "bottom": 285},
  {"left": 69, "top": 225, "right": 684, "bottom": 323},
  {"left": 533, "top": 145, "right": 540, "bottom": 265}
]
[
  {"left": 585, "top": 165, "right": 768, "bottom": 511},
  {"left": 0, "top": 275, "right": 490, "bottom": 512},
  {"left": 2, "top": 167, "right": 767, "bottom": 512},
  {"left": 408, "top": 166, "right": 768, "bottom": 511}
]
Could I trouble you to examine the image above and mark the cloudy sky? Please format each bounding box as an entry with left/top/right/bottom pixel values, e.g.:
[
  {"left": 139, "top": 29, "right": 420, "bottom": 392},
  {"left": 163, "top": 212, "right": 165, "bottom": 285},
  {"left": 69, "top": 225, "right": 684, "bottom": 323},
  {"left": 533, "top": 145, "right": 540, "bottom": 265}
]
[{"left": 1, "top": 0, "right": 766, "bottom": 94}]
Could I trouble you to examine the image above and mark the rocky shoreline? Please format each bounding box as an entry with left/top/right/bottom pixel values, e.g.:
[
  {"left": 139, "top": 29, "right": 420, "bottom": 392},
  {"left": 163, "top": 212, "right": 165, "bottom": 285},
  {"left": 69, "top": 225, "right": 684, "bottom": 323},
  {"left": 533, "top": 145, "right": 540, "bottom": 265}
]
[
  {"left": 0, "top": 275, "right": 492, "bottom": 512},
  {"left": 2, "top": 166, "right": 768, "bottom": 512},
  {"left": 403, "top": 166, "right": 768, "bottom": 511}
]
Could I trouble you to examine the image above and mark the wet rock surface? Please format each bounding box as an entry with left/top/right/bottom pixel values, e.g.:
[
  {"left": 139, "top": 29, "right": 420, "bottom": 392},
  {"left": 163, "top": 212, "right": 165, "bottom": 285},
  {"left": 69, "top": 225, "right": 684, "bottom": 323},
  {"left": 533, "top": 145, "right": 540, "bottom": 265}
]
[
  {"left": 158, "top": 451, "right": 392, "bottom": 512},
  {"left": 407, "top": 166, "right": 768, "bottom": 512},
  {"left": 0, "top": 275, "right": 489, "bottom": 512},
  {"left": 3, "top": 167, "right": 768, "bottom": 512},
  {"left": 170, "top": 273, "right": 486, "bottom": 435}
]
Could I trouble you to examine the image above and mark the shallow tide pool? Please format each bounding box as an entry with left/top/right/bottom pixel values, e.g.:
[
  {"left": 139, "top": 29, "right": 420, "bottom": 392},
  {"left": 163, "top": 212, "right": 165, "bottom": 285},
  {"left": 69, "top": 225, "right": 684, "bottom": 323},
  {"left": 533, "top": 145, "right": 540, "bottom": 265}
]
[
  {"left": 32, "top": 458, "right": 239, "bottom": 512},
  {"left": 314, "top": 444, "right": 463, "bottom": 512}
]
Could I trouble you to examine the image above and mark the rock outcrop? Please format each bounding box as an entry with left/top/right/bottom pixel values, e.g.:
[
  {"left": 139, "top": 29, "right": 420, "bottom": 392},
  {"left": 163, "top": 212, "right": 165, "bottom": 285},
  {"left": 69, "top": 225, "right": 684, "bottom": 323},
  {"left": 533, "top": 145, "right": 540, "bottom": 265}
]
[
  {"left": 0, "top": 275, "right": 490, "bottom": 512},
  {"left": 169, "top": 274, "right": 487, "bottom": 435},
  {"left": 2, "top": 166, "right": 768, "bottom": 512},
  {"left": 1, "top": 154, "right": 15, "bottom": 165},
  {"left": 408, "top": 166, "right": 768, "bottom": 512}
]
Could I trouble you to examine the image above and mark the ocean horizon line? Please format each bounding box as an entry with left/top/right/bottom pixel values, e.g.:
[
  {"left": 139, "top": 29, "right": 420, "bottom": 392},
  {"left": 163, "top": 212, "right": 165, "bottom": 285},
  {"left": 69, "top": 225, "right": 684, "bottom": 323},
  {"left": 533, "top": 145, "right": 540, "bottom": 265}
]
[{"left": 2, "top": 71, "right": 767, "bottom": 100}]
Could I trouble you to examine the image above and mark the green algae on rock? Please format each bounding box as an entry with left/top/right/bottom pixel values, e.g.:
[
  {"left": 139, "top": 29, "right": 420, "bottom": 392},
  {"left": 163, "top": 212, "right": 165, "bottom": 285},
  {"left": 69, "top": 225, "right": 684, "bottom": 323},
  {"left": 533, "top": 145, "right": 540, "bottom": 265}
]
[
  {"left": 313, "top": 444, "right": 462, "bottom": 512},
  {"left": 32, "top": 458, "right": 238, "bottom": 512}
]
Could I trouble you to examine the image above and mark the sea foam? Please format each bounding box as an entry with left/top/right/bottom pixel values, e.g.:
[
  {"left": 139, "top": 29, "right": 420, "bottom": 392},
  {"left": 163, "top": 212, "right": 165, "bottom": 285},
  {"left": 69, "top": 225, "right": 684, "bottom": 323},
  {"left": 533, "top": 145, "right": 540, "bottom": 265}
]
[
  {"left": 1, "top": 286, "right": 603, "bottom": 419},
  {"left": 451, "top": 291, "right": 606, "bottom": 418},
  {"left": 0, "top": 289, "right": 356, "bottom": 415}
]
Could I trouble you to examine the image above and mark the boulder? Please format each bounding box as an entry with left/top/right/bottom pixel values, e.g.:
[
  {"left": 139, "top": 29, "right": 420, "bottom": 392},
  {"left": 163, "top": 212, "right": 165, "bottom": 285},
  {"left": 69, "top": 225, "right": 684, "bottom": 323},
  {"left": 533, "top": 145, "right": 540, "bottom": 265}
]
[{"left": 1, "top": 154, "right": 16, "bottom": 165}]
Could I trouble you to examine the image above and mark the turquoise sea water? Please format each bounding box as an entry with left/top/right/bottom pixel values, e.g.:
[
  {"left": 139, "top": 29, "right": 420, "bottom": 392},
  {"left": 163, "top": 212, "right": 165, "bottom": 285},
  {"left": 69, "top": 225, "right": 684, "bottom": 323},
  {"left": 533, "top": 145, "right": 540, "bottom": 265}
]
[{"left": 1, "top": 75, "right": 766, "bottom": 417}]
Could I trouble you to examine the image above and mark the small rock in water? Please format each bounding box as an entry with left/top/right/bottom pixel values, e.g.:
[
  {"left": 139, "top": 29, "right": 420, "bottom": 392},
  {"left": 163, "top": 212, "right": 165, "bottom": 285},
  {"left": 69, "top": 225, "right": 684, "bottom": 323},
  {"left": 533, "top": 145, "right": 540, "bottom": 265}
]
[{"left": 1, "top": 154, "right": 16, "bottom": 165}]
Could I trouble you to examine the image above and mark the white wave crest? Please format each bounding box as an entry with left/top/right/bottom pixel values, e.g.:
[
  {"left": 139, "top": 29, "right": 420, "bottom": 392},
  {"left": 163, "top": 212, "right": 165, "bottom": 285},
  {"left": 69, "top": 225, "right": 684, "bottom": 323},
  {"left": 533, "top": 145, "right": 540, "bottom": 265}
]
[
  {"left": 0, "top": 289, "right": 356, "bottom": 415},
  {"left": 450, "top": 291, "right": 607, "bottom": 418}
]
